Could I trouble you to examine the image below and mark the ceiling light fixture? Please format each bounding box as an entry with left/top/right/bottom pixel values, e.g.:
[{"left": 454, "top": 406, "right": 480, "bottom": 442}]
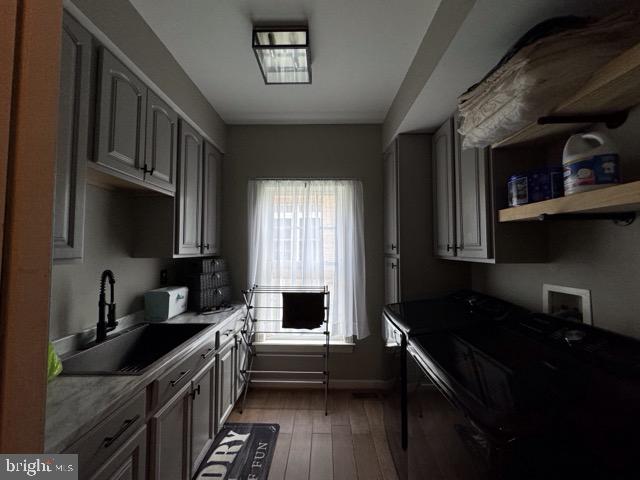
[{"left": 252, "top": 26, "right": 311, "bottom": 84}]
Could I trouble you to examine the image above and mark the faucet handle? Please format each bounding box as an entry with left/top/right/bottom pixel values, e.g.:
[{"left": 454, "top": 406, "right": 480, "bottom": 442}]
[{"left": 108, "top": 303, "right": 118, "bottom": 328}]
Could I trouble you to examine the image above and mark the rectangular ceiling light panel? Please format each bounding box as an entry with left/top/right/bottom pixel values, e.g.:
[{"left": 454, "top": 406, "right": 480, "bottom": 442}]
[{"left": 252, "top": 27, "right": 311, "bottom": 84}]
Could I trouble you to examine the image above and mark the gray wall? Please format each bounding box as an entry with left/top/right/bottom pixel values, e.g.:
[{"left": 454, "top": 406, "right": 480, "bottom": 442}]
[
  {"left": 223, "top": 125, "right": 388, "bottom": 381},
  {"left": 68, "top": 0, "right": 226, "bottom": 151},
  {"left": 473, "top": 107, "right": 640, "bottom": 340},
  {"left": 50, "top": 186, "right": 171, "bottom": 340}
]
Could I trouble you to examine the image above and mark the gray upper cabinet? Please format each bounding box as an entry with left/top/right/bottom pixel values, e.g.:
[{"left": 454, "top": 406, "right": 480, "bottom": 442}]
[
  {"left": 53, "top": 13, "right": 91, "bottom": 260},
  {"left": 383, "top": 146, "right": 399, "bottom": 256},
  {"left": 144, "top": 90, "right": 177, "bottom": 193},
  {"left": 202, "top": 141, "right": 222, "bottom": 255},
  {"left": 96, "top": 47, "right": 147, "bottom": 180},
  {"left": 176, "top": 120, "right": 203, "bottom": 255},
  {"left": 454, "top": 120, "right": 491, "bottom": 259},
  {"left": 432, "top": 119, "right": 456, "bottom": 258},
  {"left": 432, "top": 114, "right": 549, "bottom": 263}
]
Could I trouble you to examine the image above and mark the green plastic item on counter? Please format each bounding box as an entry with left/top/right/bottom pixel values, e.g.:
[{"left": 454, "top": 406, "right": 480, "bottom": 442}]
[{"left": 47, "top": 342, "right": 63, "bottom": 381}]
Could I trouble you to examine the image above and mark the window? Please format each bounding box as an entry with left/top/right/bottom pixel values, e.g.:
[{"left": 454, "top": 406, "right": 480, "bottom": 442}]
[{"left": 248, "top": 179, "right": 368, "bottom": 342}]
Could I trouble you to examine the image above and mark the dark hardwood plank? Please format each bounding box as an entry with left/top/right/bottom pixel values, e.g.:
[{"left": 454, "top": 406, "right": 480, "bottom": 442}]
[
  {"left": 352, "top": 434, "right": 382, "bottom": 480},
  {"left": 363, "top": 399, "right": 385, "bottom": 434},
  {"left": 286, "top": 421, "right": 313, "bottom": 480},
  {"left": 270, "top": 433, "right": 292, "bottom": 480},
  {"left": 309, "top": 389, "right": 326, "bottom": 410},
  {"left": 312, "top": 409, "right": 332, "bottom": 434},
  {"left": 332, "top": 425, "right": 357, "bottom": 480},
  {"left": 348, "top": 399, "right": 370, "bottom": 435},
  {"left": 246, "top": 388, "right": 269, "bottom": 408},
  {"left": 265, "top": 389, "right": 288, "bottom": 409},
  {"left": 310, "top": 433, "right": 333, "bottom": 480},
  {"left": 329, "top": 390, "right": 351, "bottom": 426},
  {"left": 372, "top": 432, "right": 399, "bottom": 480}
]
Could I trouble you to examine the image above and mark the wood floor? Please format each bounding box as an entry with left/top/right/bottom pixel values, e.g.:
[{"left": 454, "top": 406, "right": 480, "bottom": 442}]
[{"left": 227, "top": 388, "right": 398, "bottom": 480}]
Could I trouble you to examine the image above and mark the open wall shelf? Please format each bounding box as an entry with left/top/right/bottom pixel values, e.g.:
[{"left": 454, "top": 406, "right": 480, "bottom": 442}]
[
  {"left": 492, "top": 41, "right": 640, "bottom": 148},
  {"left": 499, "top": 181, "right": 640, "bottom": 222}
]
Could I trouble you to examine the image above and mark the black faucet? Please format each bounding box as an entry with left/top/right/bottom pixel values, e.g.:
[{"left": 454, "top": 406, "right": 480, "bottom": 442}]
[{"left": 97, "top": 269, "right": 118, "bottom": 343}]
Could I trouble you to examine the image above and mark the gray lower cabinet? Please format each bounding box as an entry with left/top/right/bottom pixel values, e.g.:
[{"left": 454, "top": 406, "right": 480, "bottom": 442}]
[
  {"left": 202, "top": 141, "right": 222, "bottom": 255},
  {"left": 144, "top": 89, "right": 177, "bottom": 193},
  {"left": 150, "top": 383, "right": 191, "bottom": 480},
  {"left": 90, "top": 426, "right": 147, "bottom": 480},
  {"left": 217, "top": 340, "right": 236, "bottom": 428},
  {"left": 190, "top": 362, "right": 216, "bottom": 474},
  {"left": 95, "top": 47, "right": 146, "bottom": 180},
  {"left": 235, "top": 335, "right": 248, "bottom": 399},
  {"left": 53, "top": 12, "right": 91, "bottom": 260},
  {"left": 176, "top": 120, "right": 203, "bottom": 255},
  {"left": 432, "top": 118, "right": 456, "bottom": 258}
]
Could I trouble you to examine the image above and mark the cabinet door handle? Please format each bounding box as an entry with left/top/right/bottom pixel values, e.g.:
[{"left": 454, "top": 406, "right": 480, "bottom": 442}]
[
  {"left": 204, "top": 243, "right": 210, "bottom": 250},
  {"left": 446, "top": 244, "right": 452, "bottom": 252},
  {"left": 391, "top": 262, "right": 397, "bottom": 269},
  {"left": 169, "top": 369, "right": 191, "bottom": 387},
  {"left": 391, "top": 244, "right": 397, "bottom": 250},
  {"left": 140, "top": 164, "right": 155, "bottom": 175},
  {"left": 190, "top": 384, "right": 201, "bottom": 400},
  {"left": 201, "top": 347, "right": 215, "bottom": 360},
  {"left": 103, "top": 414, "right": 140, "bottom": 448}
]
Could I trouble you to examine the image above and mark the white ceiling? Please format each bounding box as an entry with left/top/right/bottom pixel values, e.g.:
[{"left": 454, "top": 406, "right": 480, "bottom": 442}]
[{"left": 129, "top": 0, "right": 441, "bottom": 124}]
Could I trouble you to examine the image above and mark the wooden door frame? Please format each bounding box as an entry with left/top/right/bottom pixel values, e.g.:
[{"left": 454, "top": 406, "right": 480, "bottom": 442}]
[{"left": 0, "top": 0, "right": 63, "bottom": 452}]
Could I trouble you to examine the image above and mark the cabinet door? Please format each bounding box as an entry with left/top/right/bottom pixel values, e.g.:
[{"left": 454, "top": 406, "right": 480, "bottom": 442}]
[
  {"left": 53, "top": 13, "right": 91, "bottom": 260},
  {"left": 191, "top": 363, "right": 215, "bottom": 474},
  {"left": 96, "top": 48, "right": 146, "bottom": 180},
  {"left": 150, "top": 384, "right": 190, "bottom": 480},
  {"left": 90, "top": 426, "right": 147, "bottom": 480},
  {"left": 202, "top": 141, "right": 222, "bottom": 255},
  {"left": 432, "top": 118, "right": 456, "bottom": 257},
  {"left": 455, "top": 129, "right": 491, "bottom": 259},
  {"left": 217, "top": 342, "right": 235, "bottom": 427},
  {"left": 176, "top": 120, "right": 203, "bottom": 255},
  {"left": 144, "top": 89, "right": 177, "bottom": 193},
  {"left": 383, "top": 144, "right": 399, "bottom": 255},
  {"left": 384, "top": 256, "right": 400, "bottom": 305},
  {"left": 235, "top": 335, "right": 248, "bottom": 399}
]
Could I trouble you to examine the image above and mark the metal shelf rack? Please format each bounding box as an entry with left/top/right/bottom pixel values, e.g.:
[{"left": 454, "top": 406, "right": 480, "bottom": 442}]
[{"left": 240, "top": 284, "right": 330, "bottom": 415}]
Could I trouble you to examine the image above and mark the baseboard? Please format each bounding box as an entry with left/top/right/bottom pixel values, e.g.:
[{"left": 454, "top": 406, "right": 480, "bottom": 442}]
[{"left": 249, "top": 378, "right": 394, "bottom": 390}]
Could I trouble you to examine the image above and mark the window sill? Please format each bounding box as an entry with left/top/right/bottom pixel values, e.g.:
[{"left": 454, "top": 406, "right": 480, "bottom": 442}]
[{"left": 253, "top": 340, "right": 355, "bottom": 354}]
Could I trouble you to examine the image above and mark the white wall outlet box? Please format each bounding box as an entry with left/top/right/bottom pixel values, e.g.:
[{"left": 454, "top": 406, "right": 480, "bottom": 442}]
[{"left": 542, "top": 284, "right": 592, "bottom": 325}]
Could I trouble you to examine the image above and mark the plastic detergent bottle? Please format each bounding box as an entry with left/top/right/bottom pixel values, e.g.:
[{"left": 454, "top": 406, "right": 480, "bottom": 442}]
[{"left": 563, "top": 132, "right": 620, "bottom": 195}]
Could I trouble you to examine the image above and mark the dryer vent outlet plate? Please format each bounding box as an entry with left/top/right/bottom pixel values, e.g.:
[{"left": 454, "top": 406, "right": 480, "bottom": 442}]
[{"left": 543, "top": 284, "right": 592, "bottom": 325}]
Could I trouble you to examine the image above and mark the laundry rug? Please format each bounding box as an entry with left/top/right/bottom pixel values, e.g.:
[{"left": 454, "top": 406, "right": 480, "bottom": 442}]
[{"left": 195, "top": 423, "right": 279, "bottom": 480}]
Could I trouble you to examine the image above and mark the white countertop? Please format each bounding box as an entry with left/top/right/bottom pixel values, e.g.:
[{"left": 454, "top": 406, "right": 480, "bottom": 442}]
[{"left": 45, "top": 305, "right": 245, "bottom": 453}]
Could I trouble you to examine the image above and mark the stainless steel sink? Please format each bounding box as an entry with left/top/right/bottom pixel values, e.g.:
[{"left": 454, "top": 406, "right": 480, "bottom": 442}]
[{"left": 61, "top": 323, "right": 212, "bottom": 376}]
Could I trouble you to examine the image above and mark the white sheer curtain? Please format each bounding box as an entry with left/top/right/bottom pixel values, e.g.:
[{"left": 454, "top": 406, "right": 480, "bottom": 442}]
[{"left": 248, "top": 179, "right": 369, "bottom": 340}]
